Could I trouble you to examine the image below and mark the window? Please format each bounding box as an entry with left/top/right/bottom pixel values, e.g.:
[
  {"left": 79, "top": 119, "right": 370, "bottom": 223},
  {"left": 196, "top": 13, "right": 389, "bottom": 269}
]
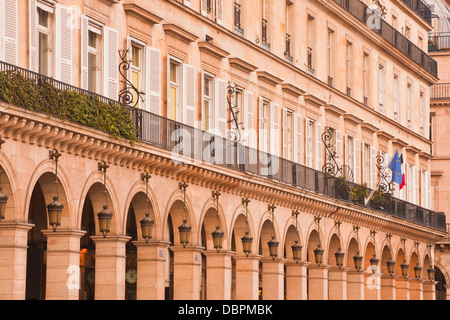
[
  {"left": 345, "top": 135, "right": 355, "bottom": 181},
  {"left": 130, "top": 43, "right": 143, "bottom": 107},
  {"left": 306, "top": 118, "right": 316, "bottom": 168},
  {"left": 363, "top": 53, "right": 369, "bottom": 105},
  {"left": 168, "top": 58, "right": 182, "bottom": 122},
  {"left": 259, "top": 98, "right": 271, "bottom": 153},
  {"left": 420, "top": 92, "right": 425, "bottom": 136},
  {"left": 285, "top": 2, "right": 293, "bottom": 62},
  {"left": 378, "top": 64, "right": 385, "bottom": 114},
  {"left": 261, "top": 0, "right": 270, "bottom": 50},
  {"left": 394, "top": 74, "right": 399, "bottom": 122},
  {"left": 407, "top": 83, "right": 412, "bottom": 129},
  {"left": 37, "top": 7, "right": 52, "bottom": 76},
  {"left": 307, "top": 16, "right": 314, "bottom": 75},
  {"left": 234, "top": 1, "right": 243, "bottom": 36},
  {"left": 346, "top": 41, "right": 352, "bottom": 96},
  {"left": 284, "top": 110, "right": 294, "bottom": 161},
  {"left": 87, "top": 30, "right": 100, "bottom": 93},
  {"left": 362, "top": 143, "right": 370, "bottom": 186},
  {"left": 203, "top": 73, "right": 214, "bottom": 132},
  {"left": 327, "top": 30, "right": 334, "bottom": 86},
  {"left": 201, "top": 0, "right": 222, "bottom": 24}
]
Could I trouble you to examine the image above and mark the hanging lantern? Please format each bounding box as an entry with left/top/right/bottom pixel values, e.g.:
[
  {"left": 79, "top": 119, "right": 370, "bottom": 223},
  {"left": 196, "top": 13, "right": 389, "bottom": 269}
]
[
  {"left": 241, "top": 231, "right": 253, "bottom": 257},
  {"left": 353, "top": 252, "right": 363, "bottom": 271},
  {"left": 370, "top": 255, "right": 379, "bottom": 273},
  {"left": 400, "top": 260, "right": 409, "bottom": 278},
  {"left": 314, "top": 244, "right": 324, "bottom": 266},
  {"left": 267, "top": 236, "right": 279, "bottom": 260},
  {"left": 414, "top": 263, "right": 422, "bottom": 280},
  {"left": 178, "top": 219, "right": 191, "bottom": 248},
  {"left": 427, "top": 266, "right": 435, "bottom": 281},
  {"left": 212, "top": 225, "right": 224, "bottom": 253},
  {"left": 47, "top": 196, "right": 63, "bottom": 232},
  {"left": 98, "top": 205, "right": 113, "bottom": 238},
  {"left": 0, "top": 187, "right": 8, "bottom": 221},
  {"left": 140, "top": 213, "right": 154, "bottom": 244},
  {"left": 291, "top": 240, "right": 302, "bottom": 263},
  {"left": 386, "top": 257, "right": 395, "bottom": 276},
  {"left": 335, "top": 248, "right": 345, "bottom": 269}
]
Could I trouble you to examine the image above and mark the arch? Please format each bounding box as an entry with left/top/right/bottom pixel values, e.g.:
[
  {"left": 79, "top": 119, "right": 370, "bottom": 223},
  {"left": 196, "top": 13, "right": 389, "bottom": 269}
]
[
  {"left": 197, "top": 196, "right": 228, "bottom": 251},
  {"left": 281, "top": 215, "right": 302, "bottom": 261},
  {"left": 409, "top": 251, "right": 420, "bottom": 280},
  {"left": 346, "top": 236, "right": 360, "bottom": 270},
  {"left": 229, "top": 203, "right": 256, "bottom": 255},
  {"left": 256, "top": 209, "right": 280, "bottom": 258},
  {"left": 395, "top": 247, "right": 406, "bottom": 277},
  {"left": 305, "top": 220, "right": 326, "bottom": 264},
  {"left": 380, "top": 244, "right": 393, "bottom": 274},
  {"left": 327, "top": 233, "right": 342, "bottom": 267},
  {"left": 363, "top": 240, "right": 377, "bottom": 271},
  {"left": 0, "top": 152, "right": 21, "bottom": 221}
]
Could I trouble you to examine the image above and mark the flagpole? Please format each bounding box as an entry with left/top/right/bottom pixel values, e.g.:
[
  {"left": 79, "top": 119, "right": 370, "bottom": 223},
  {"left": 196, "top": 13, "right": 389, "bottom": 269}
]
[{"left": 364, "top": 157, "right": 393, "bottom": 206}]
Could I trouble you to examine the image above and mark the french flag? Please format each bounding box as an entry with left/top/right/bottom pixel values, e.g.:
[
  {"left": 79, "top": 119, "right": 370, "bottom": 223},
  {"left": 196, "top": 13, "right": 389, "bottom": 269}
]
[{"left": 399, "top": 153, "right": 406, "bottom": 190}]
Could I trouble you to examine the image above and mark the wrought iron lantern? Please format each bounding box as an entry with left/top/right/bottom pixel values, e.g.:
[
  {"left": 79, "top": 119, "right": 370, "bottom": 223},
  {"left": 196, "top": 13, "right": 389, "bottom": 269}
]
[
  {"left": 140, "top": 173, "right": 154, "bottom": 244},
  {"left": 386, "top": 257, "right": 396, "bottom": 276},
  {"left": 414, "top": 263, "right": 422, "bottom": 280},
  {"left": 353, "top": 252, "right": 363, "bottom": 271},
  {"left": 314, "top": 244, "right": 324, "bottom": 266},
  {"left": 291, "top": 241, "right": 302, "bottom": 263},
  {"left": 400, "top": 260, "right": 409, "bottom": 278},
  {"left": 370, "top": 255, "right": 379, "bottom": 273},
  {"left": 267, "top": 204, "right": 278, "bottom": 260},
  {"left": 0, "top": 137, "right": 7, "bottom": 221},
  {"left": 241, "top": 198, "right": 253, "bottom": 257},
  {"left": 97, "top": 162, "right": 112, "bottom": 238},
  {"left": 427, "top": 266, "right": 435, "bottom": 281},
  {"left": 178, "top": 182, "right": 191, "bottom": 248},
  {"left": 211, "top": 190, "right": 224, "bottom": 253},
  {"left": 47, "top": 150, "right": 63, "bottom": 232},
  {"left": 335, "top": 248, "right": 345, "bottom": 269}
]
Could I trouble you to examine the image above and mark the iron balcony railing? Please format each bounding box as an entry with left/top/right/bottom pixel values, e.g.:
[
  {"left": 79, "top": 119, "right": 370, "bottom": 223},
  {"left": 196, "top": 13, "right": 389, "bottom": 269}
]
[
  {"left": 400, "top": 0, "right": 432, "bottom": 25},
  {"left": 431, "top": 83, "right": 450, "bottom": 100},
  {"left": 0, "top": 60, "right": 446, "bottom": 232},
  {"left": 428, "top": 33, "right": 450, "bottom": 52},
  {"left": 333, "top": 0, "right": 438, "bottom": 78}
]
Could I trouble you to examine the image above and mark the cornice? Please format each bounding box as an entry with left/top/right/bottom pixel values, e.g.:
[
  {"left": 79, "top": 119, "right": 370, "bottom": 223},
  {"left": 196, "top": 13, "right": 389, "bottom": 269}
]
[
  {"left": 281, "top": 83, "right": 306, "bottom": 97},
  {"left": 256, "top": 71, "right": 283, "bottom": 87},
  {"left": 123, "top": 3, "right": 164, "bottom": 25},
  {"left": 324, "top": 104, "right": 346, "bottom": 117},
  {"left": 163, "top": 23, "right": 199, "bottom": 43},
  {"left": 198, "top": 41, "right": 230, "bottom": 60},
  {"left": 303, "top": 94, "right": 326, "bottom": 108},
  {"left": 228, "top": 57, "right": 258, "bottom": 73}
]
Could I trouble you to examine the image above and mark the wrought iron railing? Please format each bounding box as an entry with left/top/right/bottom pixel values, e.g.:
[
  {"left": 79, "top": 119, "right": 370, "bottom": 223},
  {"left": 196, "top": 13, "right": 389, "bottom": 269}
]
[
  {"left": 261, "top": 18, "right": 268, "bottom": 45},
  {"left": 431, "top": 83, "right": 450, "bottom": 100},
  {"left": 0, "top": 59, "right": 446, "bottom": 231},
  {"left": 428, "top": 33, "right": 450, "bottom": 52},
  {"left": 400, "top": 0, "right": 432, "bottom": 25},
  {"left": 332, "top": 0, "right": 438, "bottom": 77}
]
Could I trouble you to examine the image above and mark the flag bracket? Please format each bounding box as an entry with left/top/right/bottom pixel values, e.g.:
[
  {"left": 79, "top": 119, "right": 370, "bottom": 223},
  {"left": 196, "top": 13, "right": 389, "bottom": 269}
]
[{"left": 375, "top": 155, "right": 393, "bottom": 194}]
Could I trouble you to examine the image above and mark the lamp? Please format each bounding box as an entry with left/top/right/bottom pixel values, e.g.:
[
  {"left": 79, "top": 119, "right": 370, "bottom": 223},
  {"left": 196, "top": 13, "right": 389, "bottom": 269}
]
[
  {"left": 0, "top": 137, "right": 7, "bottom": 221},
  {"left": 386, "top": 257, "right": 395, "bottom": 276},
  {"left": 400, "top": 260, "right": 409, "bottom": 278},
  {"left": 97, "top": 162, "right": 112, "bottom": 238},
  {"left": 241, "top": 198, "right": 253, "bottom": 257},
  {"left": 353, "top": 252, "right": 363, "bottom": 271},
  {"left": 370, "top": 255, "right": 379, "bottom": 273},
  {"left": 140, "top": 173, "right": 154, "bottom": 244},
  {"left": 291, "top": 210, "right": 302, "bottom": 263},
  {"left": 47, "top": 150, "right": 63, "bottom": 232},
  {"left": 178, "top": 182, "right": 191, "bottom": 248},
  {"left": 211, "top": 190, "right": 224, "bottom": 253},
  {"left": 267, "top": 204, "right": 278, "bottom": 260},
  {"left": 314, "top": 244, "right": 324, "bottom": 266},
  {"left": 335, "top": 248, "right": 345, "bottom": 269},
  {"left": 427, "top": 266, "right": 435, "bottom": 281},
  {"left": 414, "top": 263, "right": 422, "bottom": 280}
]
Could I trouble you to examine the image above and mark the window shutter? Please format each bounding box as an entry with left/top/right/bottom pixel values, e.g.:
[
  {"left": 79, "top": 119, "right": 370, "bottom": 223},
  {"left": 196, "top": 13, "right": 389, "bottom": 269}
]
[
  {"left": 3, "top": 0, "right": 18, "bottom": 65},
  {"left": 29, "top": 0, "right": 38, "bottom": 72},
  {"left": 345, "top": 135, "right": 349, "bottom": 169},
  {"left": 214, "top": 77, "right": 228, "bottom": 138},
  {"left": 183, "top": 0, "right": 191, "bottom": 7},
  {"left": 315, "top": 123, "right": 322, "bottom": 171},
  {"left": 282, "top": 108, "right": 288, "bottom": 159},
  {"left": 354, "top": 139, "right": 360, "bottom": 184},
  {"left": 426, "top": 171, "right": 431, "bottom": 209},
  {"left": 270, "top": 103, "right": 280, "bottom": 156},
  {"left": 243, "top": 90, "right": 254, "bottom": 148},
  {"left": 306, "top": 119, "right": 313, "bottom": 168},
  {"left": 370, "top": 146, "right": 377, "bottom": 189},
  {"left": 420, "top": 169, "right": 426, "bottom": 208},
  {"left": 216, "top": 0, "right": 223, "bottom": 25},
  {"left": 407, "top": 164, "right": 412, "bottom": 203},
  {"left": 413, "top": 166, "right": 419, "bottom": 205},
  {"left": 80, "top": 15, "right": 89, "bottom": 90},
  {"left": 146, "top": 46, "right": 161, "bottom": 115},
  {"left": 293, "top": 113, "right": 302, "bottom": 164},
  {"left": 182, "top": 63, "right": 196, "bottom": 127},
  {"left": 55, "top": 5, "right": 73, "bottom": 84},
  {"left": 201, "top": 0, "right": 208, "bottom": 16},
  {"left": 103, "top": 27, "right": 119, "bottom": 100},
  {"left": 335, "top": 130, "right": 342, "bottom": 170},
  {"left": 259, "top": 98, "right": 266, "bottom": 153}
]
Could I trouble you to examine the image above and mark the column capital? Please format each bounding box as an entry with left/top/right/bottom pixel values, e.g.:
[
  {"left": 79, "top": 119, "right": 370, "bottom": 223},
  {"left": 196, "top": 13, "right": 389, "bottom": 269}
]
[
  {"left": 132, "top": 239, "right": 171, "bottom": 248},
  {"left": 0, "top": 221, "right": 34, "bottom": 231},
  {"left": 90, "top": 235, "right": 132, "bottom": 243},
  {"left": 260, "top": 257, "right": 288, "bottom": 264},
  {"left": 285, "top": 260, "right": 311, "bottom": 267},
  {"left": 169, "top": 245, "right": 205, "bottom": 253},
  {"left": 308, "top": 264, "right": 331, "bottom": 271},
  {"left": 42, "top": 228, "right": 86, "bottom": 238},
  {"left": 202, "top": 249, "right": 235, "bottom": 258},
  {"left": 233, "top": 253, "right": 263, "bottom": 261}
]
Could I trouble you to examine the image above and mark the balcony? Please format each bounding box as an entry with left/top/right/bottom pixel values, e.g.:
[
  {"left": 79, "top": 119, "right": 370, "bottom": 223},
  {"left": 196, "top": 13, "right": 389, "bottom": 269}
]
[
  {"left": 431, "top": 83, "right": 450, "bottom": 100},
  {"left": 332, "top": 0, "right": 437, "bottom": 78},
  {"left": 428, "top": 33, "right": 450, "bottom": 52},
  {"left": 0, "top": 60, "right": 446, "bottom": 232},
  {"left": 400, "top": 0, "right": 432, "bottom": 25}
]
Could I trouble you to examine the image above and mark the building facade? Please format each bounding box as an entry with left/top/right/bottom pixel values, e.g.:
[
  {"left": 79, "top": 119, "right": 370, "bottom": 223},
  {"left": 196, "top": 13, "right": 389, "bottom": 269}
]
[{"left": 0, "top": 0, "right": 447, "bottom": 300}]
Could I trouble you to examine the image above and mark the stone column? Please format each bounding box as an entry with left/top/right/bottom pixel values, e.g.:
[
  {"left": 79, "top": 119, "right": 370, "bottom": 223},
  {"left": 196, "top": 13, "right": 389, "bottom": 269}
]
[
  {"left": 234, "top": 254, "right": 261, "bottom": 300},
  {"left": 203, "top": 250, "right": 233, "bottom": 300},
  {"left": 43, "top": 229, "right": 86, "bottom": 300},
  {"left": 133, "top": 240, "right": 170, "bottom": 300},
  {"left": 422, "top": 280, "right": 437, "bottom": 300},
  {"left": 395, "top": 277, "right": 410, "bottom": 300},
  {"left": 91, "top": 235, "right": 131, "bottom": 300},
  {"left": 285, "top": 261, "right": 309, "bottom": 300},
  {"left": 261, "top": 257, "right": 286, "bottom": 300},
  {"left": 0, "top": 222, "right": 34, "bottom": 300},
  {"left": 308, "top": 265, "right": 329, "bottom": 300},
  {"left": 364, "top": 271, "right": 381, "bottom": 300},
  {"left": 409, "top": 279, "right": 423, "bottom": 300},
  {"left": 380, "top": 275, "right": 397, "bottom": 300},
  {"left": 170, "top": 245, "right": 203, "bottom": 300},
  {"left": 328, "top": 267, "right": 348, "bottom": 300},
  {"left": 347, "top": 270, "right": 365, "bottom": 300}
]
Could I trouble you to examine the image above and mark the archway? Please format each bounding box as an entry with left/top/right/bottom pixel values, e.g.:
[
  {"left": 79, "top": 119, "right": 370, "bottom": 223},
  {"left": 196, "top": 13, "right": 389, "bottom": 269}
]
[
  {"left": 435, "top": 266, "right": 447, "bottom": 300},
  {"left": 347, "top": 237, "right": 360, "bottom": 271},
  {"left": 258, "top": 216, "right": 279, "bottom": 300}
]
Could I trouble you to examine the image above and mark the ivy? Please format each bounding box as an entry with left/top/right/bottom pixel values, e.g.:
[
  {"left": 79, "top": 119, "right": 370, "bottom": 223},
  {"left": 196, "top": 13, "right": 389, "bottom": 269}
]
[{"left": 0, "top": 70, "right": 138, "bottom": 145}]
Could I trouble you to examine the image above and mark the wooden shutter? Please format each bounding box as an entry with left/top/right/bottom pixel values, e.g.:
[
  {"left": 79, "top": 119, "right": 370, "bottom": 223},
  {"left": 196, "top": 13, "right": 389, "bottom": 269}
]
[
  {"left": 293, "top": 113, "right": 302, "bottom": 164},
  {"left": 426, "top": 171, "right": 431, "bottom": 209},
  {"left": 259, "top": 98, "right": 266, "bottom": 153},
  {"left": 216, "top": 0, "right": 223, "bottom": 25},
  {"left": 146, "top": 46, "right": 161, "bottom": 114},
  {"left": 335, "top": 130, "right": 342, "bottom": 170},
  {"left": 243, "top": 90, "right": 254, "bottom": 148},
  {"left": 3, "top": 0, "right": 18, "bottom": 65},
  {"left": 413, "top": 166, "right": 419, "bottom": 205},
  {"left": 407, "top": 164, "right": 412, "bottom": 203},
  {"left": 80, "top": 15, "right": 89, "bottom": 90},
  {"left": 55, "top": 4, "right": 73, "bottom": 84},
  {"left": 370, "top": 146, "right": 377, "bottom": 189},
  {"left": 420, "top": 169, "right": 426, "bottom": 208},
  {"left": 270, "top": 103, "right": 280, "bottom": 156},
  {"left": 201, "top": 0, "right": 208, "bottom": 16},
  {"left": 103, "top": 27, "right": 119, "bottom": 100},
  {"left": 354, "top": 139, "right": 361, "bottom": 184},
  {"left": 282, "top": 108, "right": 288, "bottom": 159},
  {"left": 315, "top": 123, "right": 322, "bottom": 171},
  {"left": 214, "top": 78, "right": 228, "bottom": 138},
  {"left": 29, "top": 0, "right": 38, "bottom": 71},
  {"left": 306, "top": 119, "right": 313, "bottom": 168},
  {"left": 182, "top": 63, "right": 196, "bottom": 127}
]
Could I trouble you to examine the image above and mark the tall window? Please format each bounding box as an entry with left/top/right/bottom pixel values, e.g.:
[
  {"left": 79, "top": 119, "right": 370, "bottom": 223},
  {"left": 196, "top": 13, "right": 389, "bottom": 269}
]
[
  {"left": 362, "top": 143, "right": 370, "bottom": 185},
  {"left": 346, "top": 135, "right": 355, "bottom": 176},
  {"left": 38, "top": 7, "right": 52, "bottom": 76},
  {"left": 285, "top": 2, "right": 293, "bottom": 62},
  {"left": 234, "top": 1, "right": 243, "bottom": 35},
  {"left": 346, "top": 41, "right": 352, "bottom": 96},
  {"left": 307, "top": 16, "right": 314, "bottom": 75},
  {"left": 87, "top": 29, "right": 100, "bottom": 93},
  {"left": 327, "top": 30, "right": 334, "bottom": 86},
  {"left": 420, "top": 92, "right": 425, "bottom": 136},
  {"left": 203, "top": 73, "right": 214, "bottom": 132},
  {"left": 131, "top": 43, "right": 143, "bottom": 107},
  {"left": 378, "top": 64, "right": 385, "bottom": 114},
  {"left": 168, "top": 58, "right": 181, "bottom": 122},
  {"left": 306, "top": 118, "right": 316, "bottom": 168},
  {"left": 394, "top": 74, "right": 399, "bottom": 122},
  {"left": 260, "top": 98, "right": 271, "bottom": 153},
  {"left": 261, "top": 0, "right": 269, "bottom": 50},
  {"left": 363, "top": 53, "right": 369, "bottom": 105},
  {"left": 407, "top": 83, "right": 412, "bottom": 129},
  {"left": 285, "top": 111, "right": 293, "bottom": 160}
]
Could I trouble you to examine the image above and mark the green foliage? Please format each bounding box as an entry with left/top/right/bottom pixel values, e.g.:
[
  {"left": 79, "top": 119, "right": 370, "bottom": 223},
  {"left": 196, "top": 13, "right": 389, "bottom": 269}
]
[
  {"left": 350, "top": 183, "right": 368, "bottom": 205},
  {"left": 370, "top": 190, "right": 391, "bottom": 209},
  {"left": 0, "top": 70, "right": 137, "bottom": 144}
]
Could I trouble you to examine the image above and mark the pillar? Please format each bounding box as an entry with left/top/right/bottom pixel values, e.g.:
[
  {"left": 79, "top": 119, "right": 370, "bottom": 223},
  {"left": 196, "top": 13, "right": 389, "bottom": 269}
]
[
  {"left": 203, "top": 250, "right": 233, "bottom": 300},
  {"left": 423, "top": 280, "right": 437, "bottom": 300},
  {"left": 234, "top": 254, "right": 261, "bottom": 300},
  {"left": 261, "top": 258, "right": 286, "bottom": 300},
  {"left": 395, "top": 277, "right": 410, "bottom": 300},
  {"left": 133, "top": 240, "right": 170, "bottom": 300},
  {"left": 285, "top": 261, "right": 309, "bottom": 300},
  {"left": 380, "top": 275, "right": 397, "bottom": 300},
  {"left": 43, "top": 229, "right": 86, "bottom": 300},
  {"left": 364, "top": 271, "right": 381, "bottom": 300},
  {"left": 409, "top": 279, "right": 423, "bottom": 300},
  {"left": 171, "top": 245, "right": 203, "bottom": 300},
  {"left": 308, "top": 265, "right": 329, "bottom": 300},
  {"left": 91, "top": 235, "right": 131, "bottom": 300},
  {"left": 0, "top": 222, "right": 34, "bottom": 300},
  {"left": 328, "top": 267, "right": 348, "bottom": 300},
  {"left": 347, "top": 270, "right": 365, "bottom": 300}
]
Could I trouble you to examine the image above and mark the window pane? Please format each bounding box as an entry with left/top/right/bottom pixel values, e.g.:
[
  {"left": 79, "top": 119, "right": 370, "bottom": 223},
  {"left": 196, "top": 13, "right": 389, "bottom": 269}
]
[
  {"left": 169, "top": 86, "right": 177, "bottom": 120},
  {"left": 88, "top": 31, "right": 97, "bottom": 49},
  {"left": 39, "top": 32, "right": 49, "bottom": 76},
  {"left": 132, "top": 46, "right": 140, "bottom": 68},
  {"left": 38, "top": 8, "right": 49, "bottom": 27},
  {"left": 170, "top": 63, "right": 177, "bottom": 83},
  {"left": 88, "top": 52, "right": 97, "bottom": 92}
]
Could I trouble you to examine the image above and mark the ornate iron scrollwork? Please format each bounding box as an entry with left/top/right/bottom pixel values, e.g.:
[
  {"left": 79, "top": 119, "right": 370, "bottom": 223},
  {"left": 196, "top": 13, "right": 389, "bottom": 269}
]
[
  {"left": 226, "top": 82, "right": 243, "bottom": 143},
  {"left": 375, "top": 155, "right": 393, "bottom": 194},
  {"left": 118, "top": 49, "right": 145, "bottom": 109},
  {"left": 321, "top": 129, "right": 354, "bottom": 182}
]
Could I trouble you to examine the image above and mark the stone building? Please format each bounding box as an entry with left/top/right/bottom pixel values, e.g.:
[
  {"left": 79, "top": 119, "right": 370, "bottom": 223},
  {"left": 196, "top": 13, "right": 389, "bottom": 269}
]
[{"left": 0, "top": 0, "right": 447, "bottom": 300}]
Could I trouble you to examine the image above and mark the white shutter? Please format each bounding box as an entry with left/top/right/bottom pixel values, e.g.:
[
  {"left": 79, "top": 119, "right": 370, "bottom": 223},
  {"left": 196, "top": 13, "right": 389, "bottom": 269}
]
[
  {"left": 407, "top": 164, "right": 412, "bottom": 202},
  {"left": 315, "top": 123, "right": 322, "bottom": 171},
  {"left": 270, "top": 103, "right": 280, "bottom": 156},
  {"left": 355, "top": 139, "right": 361, "bottom": 184},
  {"left": 3, "top": 0, "right": 18, "bottom": 65},
  {"left": 420, "top": 169, "right": 426, "bottom": 208},
  {"left": 103, "top": 27, "right": 119, "bottom": 100},
  {"left": 80, "top": 15, "right": 89, "bottom": 90},
  {"left": 216, "top": 0, "right": 223, "bottom": 25},
  {"left": 214, "top": 78, "right": 228, "bottom": 138},
  {"left": 183, "top": 63, "right": 196, "bottom": 127},
  {"left": 201, "top": 0, "right": 208, "bottom": 16},
  {"left": 426, "top": 171, "right": 431, "bottom": 209},
  {"left": 370, "top": 146, "right": 377, "bottom": 189},
  {"left": 413, "top": 166, "right": 419, "bottom": 205},
  {"left": 184, "top": 0, "right": 191, "bottom": 7},
  {"left": 146, "top": 46, "right": 161, "bottom": 114},
  {"left": 306, "top": 119, "right": 313, "bottom": 168},
  {"left": 282, "top": 108, "right": 288, "bottom": 158},
  {"left": 345, "top": 135, "right": 349, "bottom": 169},
  {"left": 55, "top": 5, "right": 73, "bottom": 84},
  {"left": 259, "top": 98, "right": 266, "bottom": 153},
  {"left": 29, "top": 0, "right": 38, "bottom": 71},
  {"left": 243, "top": 90, "right": 254, "bottom": 148},
  {"left": 293, "top": 113, "right": 302, "bottom": 164},
  {"left": 336, "top": 130, "right": 343, "bottom": 170}
]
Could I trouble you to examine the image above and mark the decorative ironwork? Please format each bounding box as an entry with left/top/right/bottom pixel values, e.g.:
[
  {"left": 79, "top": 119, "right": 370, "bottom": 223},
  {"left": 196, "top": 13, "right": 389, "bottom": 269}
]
[
  {"left": 375, "top": 154, "right": 393, "bottom": 194},
  {"left": 321, "top": 129, "right": 354, "bottom": 182},
  {"left": 118, "top": 49, "right": 145, "bottom": 109},
  {"left": 226, "top": 82, "right": 243, "bottom": 143}
]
